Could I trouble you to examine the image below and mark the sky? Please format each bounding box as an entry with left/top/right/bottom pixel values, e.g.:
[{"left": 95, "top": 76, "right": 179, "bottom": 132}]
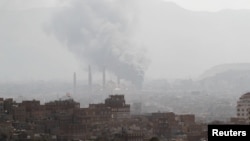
[
  {"left": 165, "top": 0, "right": 250, "bottom": 11},
  {"left": 1, "top": 0, "right": 250, "bottom": 11},
  {"left": 1, "top": 0, "right": 250, "bottom": 83}
]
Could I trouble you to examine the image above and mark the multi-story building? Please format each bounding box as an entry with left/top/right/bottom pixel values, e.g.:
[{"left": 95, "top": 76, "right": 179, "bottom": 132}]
[
  {"left": 0, "top": 98, "right": 4, "bottom": 113},
  {"left": 114, "top": 128, "right": 145, "bottom": 141},
  {"left": 3, "top": 98, "right": 14, "bottom": 114},
  {"left": 105, "top": 95, "right": 130, "bottom": 119},
  {"left": 13, "top": 106, "right": 26, "bottom": 122},
  {"left": 236, "top": 92, "right": 250, "bottom": 123},
  {"left": 0, "top": 94, "right": 209, "bottom": 141},
  {"left": 151, "top": 112, "right": 178, "bottom": 139},
  {"left": 45, "top": 97, "right": 80, "bottom": 114}
]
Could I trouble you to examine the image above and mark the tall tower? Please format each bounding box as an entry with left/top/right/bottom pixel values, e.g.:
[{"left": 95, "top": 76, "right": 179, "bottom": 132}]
[
  {"left": 73, "top": 72, "right": 76, "bottom": 95},
  {"left": 103, "top": 66, "right": 106, "bottom": 90},
  {"left": 88, "top": 65, "right": 92, "bottom": 92},
  {"left": 117, "top": 76, "right": 120, "bottom": 88}
]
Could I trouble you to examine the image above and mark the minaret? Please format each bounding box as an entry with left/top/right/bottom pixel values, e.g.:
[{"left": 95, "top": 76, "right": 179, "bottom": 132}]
[
  {"left": 117, "top": 76, "right": 120, "bottom": 88},
  {"left": 103, "top": 66, "right": 106, "bottom": 90},
  {"left": 73, "top": 72, "right": 76, "bottom": 95},
  {"left": 88, "top": 65, "right": 92, "bottom": 92}
]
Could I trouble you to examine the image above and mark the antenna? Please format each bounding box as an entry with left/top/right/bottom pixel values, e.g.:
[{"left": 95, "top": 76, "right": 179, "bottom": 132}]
[
  {"left": 73, "top": 72, "right": 76, "bottom": 95},
  {"left": 88, "top": 65, "right": 92, "bottom": 92},
  {"left": 103, "top": 66, "right": 106, "bottom": 90}
]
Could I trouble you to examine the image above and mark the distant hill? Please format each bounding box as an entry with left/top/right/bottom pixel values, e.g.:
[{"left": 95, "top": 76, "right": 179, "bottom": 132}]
[
  {"left": 139, "top": 0, "right": 250, "bottom": 79},
  {"left": 197, "top": 63, "right": 250, "bottom": 93},
  {"left": 199, "top": 63, "right": 250, "bottom": 79}
]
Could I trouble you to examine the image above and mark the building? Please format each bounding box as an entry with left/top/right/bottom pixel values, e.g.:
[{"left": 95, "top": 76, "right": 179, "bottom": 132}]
[
  {"left": 236, "top": 92, "right": 250, "bottom": 123},
  {"left": 105, "top": 95, "right": 130, "bottom": 119},
  {"left": 45, "top": 97, "right": 80, "bottom": 113},
  {"left": 0, "top": 94, "right": 209, "bottom": 141},
  {"left": 0, "top": 98, "right": 3, "bottom": 113},
  {"left": 4, "top": 98, "right": 14, "bottom": 114},
  {"left": 114, "top": 128, "right": 145, "bottom": 141}
]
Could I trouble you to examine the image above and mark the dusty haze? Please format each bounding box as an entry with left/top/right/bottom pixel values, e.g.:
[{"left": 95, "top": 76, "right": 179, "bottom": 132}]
[
  {"left": 1, "top": 0, "right": 250, "bottom": 83},
  {"left": 1, "top": 0, "right": 250, "bottom": 121}
]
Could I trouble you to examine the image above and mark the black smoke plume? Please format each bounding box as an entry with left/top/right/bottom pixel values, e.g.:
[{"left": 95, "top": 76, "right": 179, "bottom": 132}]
[{"left": 48, "top": 0, "right": 148, "bottom": 89}]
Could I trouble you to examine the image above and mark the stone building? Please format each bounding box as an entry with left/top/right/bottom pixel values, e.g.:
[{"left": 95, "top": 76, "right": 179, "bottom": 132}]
[
  {"left": 4, "top": 98, "right": 14, "bottom": 114},
  {"left": 105, "top": 95, "right": 130, "bottom": 119},
  {"left": 236, "top": 92, "right": 250, "bottom": 123}
]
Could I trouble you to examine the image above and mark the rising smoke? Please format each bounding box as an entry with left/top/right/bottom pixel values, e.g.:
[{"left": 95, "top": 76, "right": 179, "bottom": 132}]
[{"left": 48, "top": 0, "right": 148, "bottom": 89}]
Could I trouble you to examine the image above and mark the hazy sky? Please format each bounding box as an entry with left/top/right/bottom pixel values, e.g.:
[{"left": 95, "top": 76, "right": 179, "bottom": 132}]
[
  {"left": 165, "top": 0, "right": 250, "bottom": 11},
  {"left": 1, "top": 0, "right": 250, "bottom": 11},
  {"left": 1, "top": 0, "right": 250, "bottom": 83}
]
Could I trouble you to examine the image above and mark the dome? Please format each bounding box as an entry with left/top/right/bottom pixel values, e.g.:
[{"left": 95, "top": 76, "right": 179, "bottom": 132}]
[
  {"left": 239, "top": 92, "right": 250, "bottom": 100},
  {"left": 60, "top": 93, "right": 74, "bottom": 101}
]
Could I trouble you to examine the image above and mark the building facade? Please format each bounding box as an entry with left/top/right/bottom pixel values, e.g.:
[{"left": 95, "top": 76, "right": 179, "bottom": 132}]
[
  {"left": 105, "top": 95, "right": 130, "bottom": 119},
  {"left": 237, "top": 92, "right": 250, "bottom": 123}
]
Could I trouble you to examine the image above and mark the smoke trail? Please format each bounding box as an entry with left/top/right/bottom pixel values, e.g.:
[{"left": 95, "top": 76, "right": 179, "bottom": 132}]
[{"left": 48, "top": 0, "right": 148, "bottom": 89}]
